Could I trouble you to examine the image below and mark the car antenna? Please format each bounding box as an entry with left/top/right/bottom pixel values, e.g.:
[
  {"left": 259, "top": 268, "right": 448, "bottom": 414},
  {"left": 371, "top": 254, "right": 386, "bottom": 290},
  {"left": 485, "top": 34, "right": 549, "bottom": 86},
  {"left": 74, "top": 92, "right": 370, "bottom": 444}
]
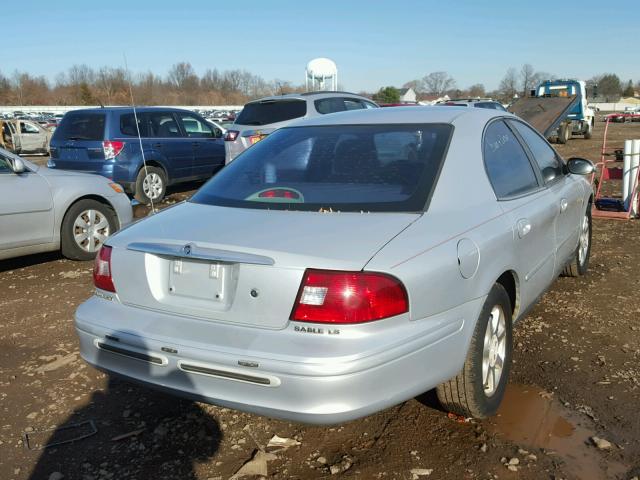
[{"left": 123, "top": 53, "right": 156, "bottom": 215}]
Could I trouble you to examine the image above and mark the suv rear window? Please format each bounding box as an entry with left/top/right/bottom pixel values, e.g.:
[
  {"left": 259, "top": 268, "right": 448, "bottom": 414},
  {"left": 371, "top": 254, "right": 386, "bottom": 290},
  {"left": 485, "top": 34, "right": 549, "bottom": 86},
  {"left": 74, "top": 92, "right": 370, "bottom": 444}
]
[
  {"left": 191, "top": 124, "right": 452, "bottom": 212},
  {"left": 54, "top": 113, "right": 105, "bottom": 141},
  {"left": 235, "top": 100, "right": 306, "bottom": 126}
]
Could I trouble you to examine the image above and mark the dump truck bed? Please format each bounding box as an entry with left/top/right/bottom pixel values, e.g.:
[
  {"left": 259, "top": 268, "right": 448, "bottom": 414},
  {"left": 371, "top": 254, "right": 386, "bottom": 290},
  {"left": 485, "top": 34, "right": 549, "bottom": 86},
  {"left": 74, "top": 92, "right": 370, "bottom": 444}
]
[{"left": 508, "top": 95, "right": 579, "bottom": 137}]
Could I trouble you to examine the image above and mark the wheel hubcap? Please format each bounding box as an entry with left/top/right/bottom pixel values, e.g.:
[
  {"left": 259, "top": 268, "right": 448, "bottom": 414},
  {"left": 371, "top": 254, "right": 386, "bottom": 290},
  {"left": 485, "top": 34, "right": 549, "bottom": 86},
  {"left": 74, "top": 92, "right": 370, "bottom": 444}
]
[
  {"left": 578, "top": 214, "right": 590, "bottom": 265},
  {"left": 482, "top": 306, "right": 506, "bottom": 397},
  {"left": 143, "top": 173, "right": 163, "bottom": 200},
  {"left": 73, "top": 209, "right": 109, "bottom": 252}
]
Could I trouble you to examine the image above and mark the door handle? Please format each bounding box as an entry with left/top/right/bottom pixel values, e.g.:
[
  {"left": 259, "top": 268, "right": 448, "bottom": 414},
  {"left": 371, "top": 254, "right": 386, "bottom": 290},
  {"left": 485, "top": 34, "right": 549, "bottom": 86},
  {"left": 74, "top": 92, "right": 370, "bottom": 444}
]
[
  {"left": 560, "top": 198, "right": 569, "bottom": 212},
  {"left": 152, "top": 143, "right": 162, "bottom": 148},
  {"left": 516, "top": 218, "right": 532, "bottom": 238}
]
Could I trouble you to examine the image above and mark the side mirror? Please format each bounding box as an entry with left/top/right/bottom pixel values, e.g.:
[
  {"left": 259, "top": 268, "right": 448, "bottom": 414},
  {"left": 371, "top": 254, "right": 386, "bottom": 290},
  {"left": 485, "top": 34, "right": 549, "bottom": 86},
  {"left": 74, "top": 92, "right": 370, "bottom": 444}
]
[
  {"left": 567, "top": 157, "right": 595, "bottom": 175},
  {"left": 11, "top": 157, "right": 26, "bottom": 174}
]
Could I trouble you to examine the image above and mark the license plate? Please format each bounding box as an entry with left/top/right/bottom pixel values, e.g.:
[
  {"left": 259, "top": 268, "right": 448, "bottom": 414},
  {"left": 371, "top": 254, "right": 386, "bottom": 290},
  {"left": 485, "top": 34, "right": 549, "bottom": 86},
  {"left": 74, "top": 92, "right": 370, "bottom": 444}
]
[{"left": 168, "top": 259, "right": 228, "bottom": 301}]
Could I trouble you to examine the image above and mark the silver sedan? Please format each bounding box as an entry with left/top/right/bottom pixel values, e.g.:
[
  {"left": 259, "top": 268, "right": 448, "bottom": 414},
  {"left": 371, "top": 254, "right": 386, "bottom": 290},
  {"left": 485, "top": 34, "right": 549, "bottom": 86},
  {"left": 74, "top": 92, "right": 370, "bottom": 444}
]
[
  {"left": 75, "top": 107, "right": 594, "bottom": 424},
  {"left": 0, "top": 148, "right": 133, "bottom": 261}
]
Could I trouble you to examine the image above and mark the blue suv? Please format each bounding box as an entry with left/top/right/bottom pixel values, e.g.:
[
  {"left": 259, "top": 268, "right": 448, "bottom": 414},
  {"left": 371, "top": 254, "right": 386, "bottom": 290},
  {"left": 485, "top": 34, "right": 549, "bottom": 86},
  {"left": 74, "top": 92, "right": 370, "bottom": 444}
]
[{"left": 49, "top": 107, "right": 225, "bottom": 203}]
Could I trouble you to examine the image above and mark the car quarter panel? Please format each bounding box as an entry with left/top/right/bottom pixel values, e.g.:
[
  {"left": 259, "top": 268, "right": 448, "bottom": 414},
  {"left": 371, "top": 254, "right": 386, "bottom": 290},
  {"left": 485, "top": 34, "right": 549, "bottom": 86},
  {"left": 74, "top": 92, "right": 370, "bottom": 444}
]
[
  {"left": 365, "top": 112, "right": 526, "bottom": 363},
  {"left": 39, "top": 172, "right": 133, "bottom": 244}
]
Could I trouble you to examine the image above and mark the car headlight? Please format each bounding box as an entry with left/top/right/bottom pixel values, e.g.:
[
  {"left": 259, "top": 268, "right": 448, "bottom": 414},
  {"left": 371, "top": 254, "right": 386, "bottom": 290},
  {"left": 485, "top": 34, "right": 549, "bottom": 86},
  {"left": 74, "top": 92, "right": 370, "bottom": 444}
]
[{"left": 108, "top": 182, "right": 125, "bottom": 194}]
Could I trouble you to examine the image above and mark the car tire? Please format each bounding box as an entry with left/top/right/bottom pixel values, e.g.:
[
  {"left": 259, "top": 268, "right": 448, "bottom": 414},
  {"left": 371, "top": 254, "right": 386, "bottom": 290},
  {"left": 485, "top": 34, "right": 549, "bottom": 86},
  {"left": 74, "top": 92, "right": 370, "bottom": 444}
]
[
  {"left": 584, "top": 122, "right": 593, "bottom": 140},
  {"left": 557, "top": 123, "right": 570, "bottom": 144},
  {"left": 436, "top": 283, "right": 513, "bottom": 419},
  {"left": 134, "top": 166, "right": 166, "bottom": 204},
  {"left": 562, "top": 206, "right": 592, "bottom": 277},
  {"left": 61, "top": 199, "right": 117, "bottom": 261}
]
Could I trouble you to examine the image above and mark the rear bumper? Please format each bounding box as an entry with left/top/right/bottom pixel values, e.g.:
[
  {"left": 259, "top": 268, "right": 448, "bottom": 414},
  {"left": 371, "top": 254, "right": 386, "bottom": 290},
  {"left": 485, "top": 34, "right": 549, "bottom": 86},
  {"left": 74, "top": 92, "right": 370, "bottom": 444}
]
[{"left": 75, "top": 295, "right": 483, "bottom": 424}]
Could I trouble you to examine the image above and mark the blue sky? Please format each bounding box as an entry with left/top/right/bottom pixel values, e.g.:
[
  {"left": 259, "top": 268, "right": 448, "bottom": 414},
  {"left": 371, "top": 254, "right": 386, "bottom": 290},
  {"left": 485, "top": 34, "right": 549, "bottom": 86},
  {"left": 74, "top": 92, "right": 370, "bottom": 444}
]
[{"left": 3, "top": 0, "right": 638, "bottom": 92}]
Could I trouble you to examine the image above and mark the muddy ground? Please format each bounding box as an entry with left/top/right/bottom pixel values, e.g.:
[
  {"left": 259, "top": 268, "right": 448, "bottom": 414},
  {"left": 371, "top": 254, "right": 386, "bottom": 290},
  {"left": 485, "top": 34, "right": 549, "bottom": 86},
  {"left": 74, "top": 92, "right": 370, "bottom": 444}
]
[{"left": 1, "top": 120, "right": 639, "bottom": 480}]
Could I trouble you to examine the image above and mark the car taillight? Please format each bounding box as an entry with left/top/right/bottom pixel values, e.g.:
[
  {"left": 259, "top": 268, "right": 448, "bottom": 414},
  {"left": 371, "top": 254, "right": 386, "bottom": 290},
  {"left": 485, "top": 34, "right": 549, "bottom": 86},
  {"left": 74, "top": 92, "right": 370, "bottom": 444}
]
[
  {"left": 224, "top": 130, "right": 239, "bottom": 142},
  {"left": 103, "top": 140, "right": 125, "bottom": 159},
  {"left": 93, "top": 245, "right": 115, "bottom": 292},
  {"left": 291, "top": 269, "right": 408, "bottom": 324},
  {"left": 259, "top": 189, "right": 300, "bottom": 199}
]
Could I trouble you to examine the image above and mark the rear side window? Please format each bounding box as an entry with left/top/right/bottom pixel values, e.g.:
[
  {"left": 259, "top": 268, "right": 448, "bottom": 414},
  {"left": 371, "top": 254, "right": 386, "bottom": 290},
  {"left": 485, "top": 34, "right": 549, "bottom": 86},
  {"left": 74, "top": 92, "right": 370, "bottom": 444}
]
[
  {"left": 235, "top": 100, "right": 306, "bottom": 126},
  {"left": 120, "top": 113, "right": 150, "bottom": 137},
  {"left": 314, "top": 97, "right": 368, "bottom": 114},
  {"left": 54, "top": 113, "right": 105, "bottom": 141},
  {"left": 475, "top": 102, "right": 507, "bottom": 112},
  {"left": 176, "top": 113, "right": 214, "bottom": 138},
  {"left": 509, "top": 120, "right": 564, "bottom": 183},
  {"left": 483, "top": 120, "right": 539, "bottom": 198},
  {"left": 148, "top": 112, "right": 181, "bottom": 138},
  {"left": 21, "top": 122, "right": 40, "bottom": 134},
  {"left": 191, "top": 124, "right": 453, "bottom": 213}
]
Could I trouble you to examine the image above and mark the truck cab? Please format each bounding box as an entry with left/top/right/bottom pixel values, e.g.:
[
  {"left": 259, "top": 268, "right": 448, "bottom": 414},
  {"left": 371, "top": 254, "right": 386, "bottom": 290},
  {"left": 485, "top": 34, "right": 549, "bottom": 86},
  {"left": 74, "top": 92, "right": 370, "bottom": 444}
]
[{"left": 535, "top": 80, "right": 595, "bottom": 143}]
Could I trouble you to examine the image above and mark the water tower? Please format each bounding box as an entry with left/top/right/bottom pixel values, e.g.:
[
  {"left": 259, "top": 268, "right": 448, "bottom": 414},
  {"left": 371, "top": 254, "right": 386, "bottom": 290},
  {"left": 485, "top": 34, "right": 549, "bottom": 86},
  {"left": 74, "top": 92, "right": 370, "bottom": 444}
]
[{"left": 305, "top": 58, "right": 338, "bottom": 91}]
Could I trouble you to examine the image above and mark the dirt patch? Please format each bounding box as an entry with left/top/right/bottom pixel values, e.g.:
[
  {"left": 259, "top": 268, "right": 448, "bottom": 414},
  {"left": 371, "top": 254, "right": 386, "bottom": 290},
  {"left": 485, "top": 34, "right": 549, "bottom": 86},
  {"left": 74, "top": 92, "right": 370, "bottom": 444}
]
[{"left": 3, "top": 120, "right": 640, "bottom": 479}]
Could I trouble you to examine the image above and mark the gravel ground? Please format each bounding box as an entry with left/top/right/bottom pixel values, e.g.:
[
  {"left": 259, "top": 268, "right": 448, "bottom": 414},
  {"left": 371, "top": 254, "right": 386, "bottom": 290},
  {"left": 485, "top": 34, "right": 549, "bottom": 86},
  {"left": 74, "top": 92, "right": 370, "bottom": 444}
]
[{"left": 1, "top": 120, "right": 639, "bottom": 480}]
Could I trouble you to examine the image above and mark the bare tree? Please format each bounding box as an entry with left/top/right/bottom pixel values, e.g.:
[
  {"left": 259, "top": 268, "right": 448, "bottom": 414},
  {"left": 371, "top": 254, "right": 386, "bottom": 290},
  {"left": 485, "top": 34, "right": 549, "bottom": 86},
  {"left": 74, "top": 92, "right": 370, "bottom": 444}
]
[
  {"left": 422, "top": 72, "right": 456, "bottom": 96},
  {"left": 520, "top": 64, "right": 536, "bottom": 96},
  {"left": 167, "top": 62, "right": 198, "bottom": 91},
  {"left": 96, "top": 67, "right": 127, "bottom": 105},
  {"left": 467, "top": 83, "right": 486, "bottom": 97},
  {"left": 499, "top": 67, "right": 519, "bottom": 100},
  {"left": 402, "top": 79, "right": 423, "bottom": 93}
]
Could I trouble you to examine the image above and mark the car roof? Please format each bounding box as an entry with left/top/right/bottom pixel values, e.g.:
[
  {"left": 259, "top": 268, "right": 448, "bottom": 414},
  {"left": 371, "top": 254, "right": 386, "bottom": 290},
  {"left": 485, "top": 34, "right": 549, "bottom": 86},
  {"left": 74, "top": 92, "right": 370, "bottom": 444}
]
[
  {"left": 245, "top": 91, "right": 372, "bottom": 104},
  {"left": 64, "top": 106, "right": 195, "bottom": 114},
  {"left": 291, "top": 105, "right": 512, "bottom": 127}
]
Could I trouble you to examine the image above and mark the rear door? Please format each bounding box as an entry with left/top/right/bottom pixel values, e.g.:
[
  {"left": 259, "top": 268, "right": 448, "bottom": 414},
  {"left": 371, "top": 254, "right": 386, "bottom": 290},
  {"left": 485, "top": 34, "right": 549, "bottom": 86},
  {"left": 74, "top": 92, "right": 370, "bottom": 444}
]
[
  {"left": 175, "top": 112, "right": 225, "bottom": 178},
  {"left": 0, "top": 155, "right": 54, "bottom": 250},
  {"left": 147, "top": 111, "right": 193, "bottom": 181},
  {"left": 509, "top": 119, "right": 584, "bottom": 269},
  {"left": 483, "top": 119, "right": 556, "bottom": 309},
  {"left": 17, "top": 121, "right": 46, "bottom": 151}
]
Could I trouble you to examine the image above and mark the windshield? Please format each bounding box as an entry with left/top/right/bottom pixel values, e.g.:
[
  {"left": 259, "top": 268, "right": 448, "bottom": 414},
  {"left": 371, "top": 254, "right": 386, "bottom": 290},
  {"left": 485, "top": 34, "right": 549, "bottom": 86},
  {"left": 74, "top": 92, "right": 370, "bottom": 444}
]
[
  {"left": 234, "top": 100, "right": 307, "bottom": 126},
  {"left": 191, "top": 124, "right": 452, "bottom": 212}
]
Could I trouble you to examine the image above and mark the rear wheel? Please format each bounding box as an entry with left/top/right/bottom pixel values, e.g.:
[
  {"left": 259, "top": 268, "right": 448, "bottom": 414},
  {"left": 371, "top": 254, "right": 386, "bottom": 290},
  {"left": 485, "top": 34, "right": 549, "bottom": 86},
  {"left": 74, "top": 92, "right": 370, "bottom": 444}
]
[
  {"left": 134, "top": 166, "right": 166, "bottom": 204},
  {"left": 436, "top": 283, "right": 513, "bottom": 418},
  {"left": 557, "top": 123, "right": 570, "bottom": 144},
  {"left": 61, "top": 199, "right": 117, "bottom": 261},
  {"left": 562, "top": 207, "right": 592, "bottom": 277},
  {"left": 584, "top": 121, "right": 593, "bottom": 140}
]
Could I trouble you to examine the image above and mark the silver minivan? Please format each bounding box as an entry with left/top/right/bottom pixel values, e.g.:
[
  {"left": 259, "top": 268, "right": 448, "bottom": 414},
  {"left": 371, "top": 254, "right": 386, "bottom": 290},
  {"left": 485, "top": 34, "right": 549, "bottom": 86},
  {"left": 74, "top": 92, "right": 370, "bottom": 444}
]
[{"left": 224, "top": 91, "right": 378, "bottom": 163}]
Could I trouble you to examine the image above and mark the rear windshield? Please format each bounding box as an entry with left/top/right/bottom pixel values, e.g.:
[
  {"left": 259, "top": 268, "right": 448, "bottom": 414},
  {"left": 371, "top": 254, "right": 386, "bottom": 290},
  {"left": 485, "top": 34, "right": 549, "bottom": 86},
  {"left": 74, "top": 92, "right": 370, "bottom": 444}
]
[
  {"left": 234, "top": 100, "right": 306, "bottom": 126},
  {"left": 191, "top": 124, "right": 452, "bottom": 212},
  {"left": 53, "top": 113, "right": 105, "bottom": 141}
]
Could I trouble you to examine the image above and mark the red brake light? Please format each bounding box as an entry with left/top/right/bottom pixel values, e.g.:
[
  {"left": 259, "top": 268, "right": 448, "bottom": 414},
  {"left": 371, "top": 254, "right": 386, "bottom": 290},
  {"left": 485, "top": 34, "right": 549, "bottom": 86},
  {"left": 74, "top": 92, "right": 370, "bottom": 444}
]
[
  {"left": 291, "top": 269, "right": 408, "bottom": 324},
  {"left": 103, "top": 140, "right": 124, "bottom": 159},
  {"left": 258, "top": 189, "right": 300, "bottom": 199},
  {"left": 225, "top": 130, "right": 239, "bottom": 142},
  {"left": 93, "top": 245, "right": 115, "bottom": 292}
]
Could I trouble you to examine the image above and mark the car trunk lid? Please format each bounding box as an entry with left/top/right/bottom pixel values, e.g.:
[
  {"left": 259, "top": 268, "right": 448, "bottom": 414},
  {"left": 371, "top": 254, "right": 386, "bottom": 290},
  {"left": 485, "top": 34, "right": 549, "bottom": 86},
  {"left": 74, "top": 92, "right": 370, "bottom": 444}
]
[{"left": 108, "top": 202, "right": 419, "bottom": 329}]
